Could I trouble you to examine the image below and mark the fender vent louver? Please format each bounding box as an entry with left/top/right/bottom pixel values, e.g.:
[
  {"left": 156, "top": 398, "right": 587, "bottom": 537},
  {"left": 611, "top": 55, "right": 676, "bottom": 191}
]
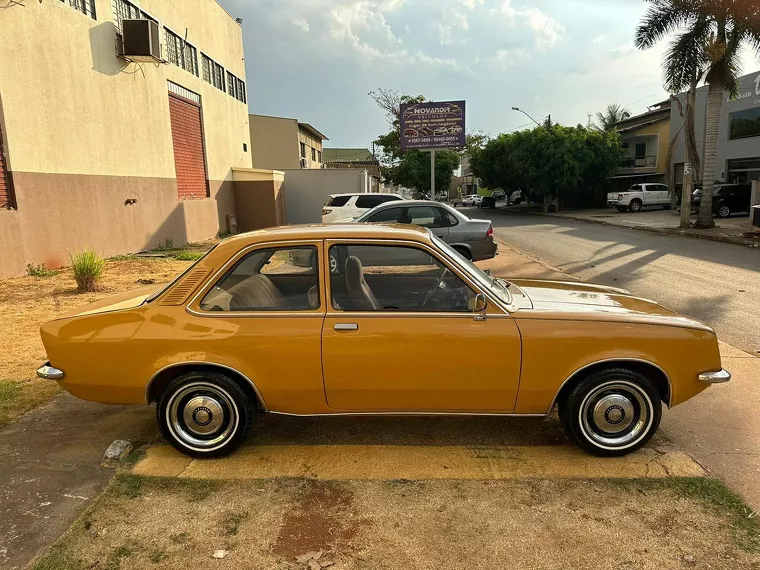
[{"left": 158, "top": 268, "right": 211, "bottom": 306}]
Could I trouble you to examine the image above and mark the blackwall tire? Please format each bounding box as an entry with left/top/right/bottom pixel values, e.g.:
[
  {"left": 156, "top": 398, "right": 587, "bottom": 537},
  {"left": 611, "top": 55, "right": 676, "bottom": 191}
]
[
  {"left": 157, "top": 371, "right": 255, "bottom": 458},
  {"left": 629, "top": 200, "right": 642, "bottom": 213},
  {"left": 558, "top": 367, "right": 661, "bottom": 457}
]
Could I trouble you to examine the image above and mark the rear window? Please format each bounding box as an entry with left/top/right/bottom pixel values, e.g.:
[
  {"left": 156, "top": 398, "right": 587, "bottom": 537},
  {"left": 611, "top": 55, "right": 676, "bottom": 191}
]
[
  {"left": 356, "top": 194, "right": 400, "bottom": 209},
  {"left": 327, "top": 196, "right": 351, "bottom": 207}
]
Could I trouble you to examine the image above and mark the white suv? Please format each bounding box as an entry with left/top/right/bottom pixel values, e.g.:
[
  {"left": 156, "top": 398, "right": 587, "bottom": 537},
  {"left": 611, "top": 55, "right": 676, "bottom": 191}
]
[{"left": 322, "top": 193, "right": 403, "bottom": 223}]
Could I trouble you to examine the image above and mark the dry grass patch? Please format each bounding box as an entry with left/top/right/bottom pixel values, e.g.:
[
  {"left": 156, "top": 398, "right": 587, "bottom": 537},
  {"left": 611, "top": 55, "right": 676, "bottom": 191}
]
[
  {"left": 31, "top": 474, "right": 760, "bottom": 570},
  {"left": 0, "top": 256, "right": 193, "bottom": 427}
]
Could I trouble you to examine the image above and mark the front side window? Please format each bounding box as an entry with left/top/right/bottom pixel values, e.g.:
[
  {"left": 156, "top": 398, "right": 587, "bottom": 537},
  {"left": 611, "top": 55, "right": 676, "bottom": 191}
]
[
  {"left": 200, "top": 246, "right": 319, "bottom": 312},
  {"left": 366, "top": 207, "right": 402, "bottom": 223},
  {"left": 329, "top": 244, "right": 476, "bottom": 313}
]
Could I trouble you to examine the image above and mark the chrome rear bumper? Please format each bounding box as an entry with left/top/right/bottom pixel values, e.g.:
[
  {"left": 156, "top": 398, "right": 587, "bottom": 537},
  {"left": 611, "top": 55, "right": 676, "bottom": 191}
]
[
  {"left": 37, "top": 362, "right": 64, "bottom": 380},
  {"left": 698, "top": 369, "right": 731, "bottom": 384}
]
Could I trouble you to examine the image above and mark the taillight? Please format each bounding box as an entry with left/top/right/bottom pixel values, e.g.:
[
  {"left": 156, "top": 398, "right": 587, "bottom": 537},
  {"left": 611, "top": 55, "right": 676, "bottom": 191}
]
[
  {"left": 486, "top": 224, "right": 494, "bottom": 238},
  {"left": 322, "top": 208, "right": 332, "bottom": 215},
  {"left": 618, "top": 194, "right": 623, "bottom": 200}
]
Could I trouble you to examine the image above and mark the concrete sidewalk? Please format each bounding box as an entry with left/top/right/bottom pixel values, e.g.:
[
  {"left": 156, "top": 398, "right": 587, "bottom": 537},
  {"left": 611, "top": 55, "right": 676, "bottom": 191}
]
[{"left": 513, "top": 206, "right": 760, "bottom": 247}]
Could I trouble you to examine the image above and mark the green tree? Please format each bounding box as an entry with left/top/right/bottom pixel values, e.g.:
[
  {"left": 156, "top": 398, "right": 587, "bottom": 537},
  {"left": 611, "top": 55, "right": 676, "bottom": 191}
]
[
  {"left": 635, "top": 0, "right": 760, "bottom": 228},
  {"left": 595, "top": 104, "right": 631, "bottom": 131}
]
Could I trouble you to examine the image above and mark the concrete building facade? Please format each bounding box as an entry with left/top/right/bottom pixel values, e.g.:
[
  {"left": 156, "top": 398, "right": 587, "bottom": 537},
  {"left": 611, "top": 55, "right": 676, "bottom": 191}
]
[
  {"left": 249, "top": 115, "right": 328, "bottom": 171},
  {"left": 670, "top": 71, "right": 760, "bottom": 188},
  {"left": 609, "top": 100, "right": 672, "bottom": 192},
  {"left": 0, "top": 0, "right": 251, "bottom": 277}
]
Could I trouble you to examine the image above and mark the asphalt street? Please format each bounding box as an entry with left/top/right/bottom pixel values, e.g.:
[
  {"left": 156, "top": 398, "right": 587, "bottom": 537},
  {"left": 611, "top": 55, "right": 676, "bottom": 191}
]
[{"left": 478, "top": 208, "right": 760, "bottom": 354}]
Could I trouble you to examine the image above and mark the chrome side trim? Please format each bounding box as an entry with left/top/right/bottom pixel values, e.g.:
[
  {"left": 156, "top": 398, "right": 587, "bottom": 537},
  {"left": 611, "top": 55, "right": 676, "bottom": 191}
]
[
  {"left": 546, "top": 358, "right": 673, "bottom": 413},
  {"left": 145, "top": 361, "right": 269, "bottom": 411},
  {"left": 36, "top": 362, "right": 64, "bottom": 380},
  {"left": 269, "top": 411, "right": 545, "bottom": 418},
  {"left": 698, "top": 369, "right": 731, "bottom": 384}
]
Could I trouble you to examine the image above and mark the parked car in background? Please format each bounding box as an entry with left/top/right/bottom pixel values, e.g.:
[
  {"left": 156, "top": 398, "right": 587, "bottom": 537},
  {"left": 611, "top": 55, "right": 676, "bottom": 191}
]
[
  {"left": 607, "top": 183, "right": 671, "bottom": 213},
  {"left": 353, "top": 200, "right": 497, "bottom": 261},
  {"left": 479, "top": 196, "right": 497, "bottom": 209},
  {"left": 460, "top": 194, "right": 482, "bottom": 207},
  {"left": 322, "top": 193, "right": 403, "bottom": 223},
  {"left": 689, "top": 183, "right": 752, "bottom": 218},
  {"left": 491, "top": 190, "right": 506, "bottom": 200},
  {"left": 38, "top": 224, "right": 730, "bottom": 459}
]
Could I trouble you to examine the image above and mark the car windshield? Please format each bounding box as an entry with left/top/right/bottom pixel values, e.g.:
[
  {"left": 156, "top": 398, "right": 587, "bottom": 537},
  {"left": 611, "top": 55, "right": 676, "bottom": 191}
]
[{"left": 431, "top": 234, "right": 512, "bottom": 306}]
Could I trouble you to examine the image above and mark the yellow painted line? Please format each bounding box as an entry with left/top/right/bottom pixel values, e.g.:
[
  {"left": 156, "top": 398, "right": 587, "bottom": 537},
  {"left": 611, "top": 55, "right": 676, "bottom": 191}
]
[{"left": 132, "top": 445, "right": 706, "bottom": 480}]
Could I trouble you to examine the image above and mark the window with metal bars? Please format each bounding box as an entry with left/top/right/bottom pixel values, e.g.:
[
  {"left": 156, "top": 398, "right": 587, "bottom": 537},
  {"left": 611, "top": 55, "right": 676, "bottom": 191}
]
[
  {"left": 227, "top": 71, "right": 237, "bottom": 99},
  {"left": 164, "top": 28, "right": 199, "bottom": 76},
  {"left": 214, "top": 63, "right": 226, "bottom": 92},
  {"left": 237, "top": 79, "right": 246, "bottom": 104},
  {"left": 62, "top": 0, "right": 96, "bottom": 20},
  {"left": 201, "top": 54, "right": 213, "bottom": 84}
]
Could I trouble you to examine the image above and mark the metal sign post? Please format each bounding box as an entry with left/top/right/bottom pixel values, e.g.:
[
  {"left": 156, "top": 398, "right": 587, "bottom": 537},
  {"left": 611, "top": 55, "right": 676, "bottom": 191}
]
[{"left": 430, "top": 150, "right": 435, "bottom": 199}]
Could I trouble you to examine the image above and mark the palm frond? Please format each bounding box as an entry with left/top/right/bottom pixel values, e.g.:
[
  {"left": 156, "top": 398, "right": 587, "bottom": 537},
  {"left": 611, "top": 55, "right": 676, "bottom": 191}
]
[
  {"left": 663, "top": 17, "right": 711, "bottom": 93},
  {"left": 635, "top": 0, "right": 695, "bottom": 49}
]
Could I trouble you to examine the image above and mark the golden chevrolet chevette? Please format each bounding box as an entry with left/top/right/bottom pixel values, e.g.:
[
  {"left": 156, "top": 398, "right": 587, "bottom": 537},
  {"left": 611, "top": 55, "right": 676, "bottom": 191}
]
[{"left": 38, "top": 224, "right": 731, "bottom": 458}]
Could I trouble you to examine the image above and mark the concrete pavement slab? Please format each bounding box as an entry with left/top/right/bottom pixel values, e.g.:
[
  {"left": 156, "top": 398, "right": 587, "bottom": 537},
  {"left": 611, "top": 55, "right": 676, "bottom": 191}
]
[{"left": 133, "top": 444, "right": 706, "bottom": 480}]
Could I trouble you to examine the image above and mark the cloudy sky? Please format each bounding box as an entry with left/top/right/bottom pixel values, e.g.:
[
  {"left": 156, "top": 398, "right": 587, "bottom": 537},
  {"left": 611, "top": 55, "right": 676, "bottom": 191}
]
[{"left": 219, "top": 0, "right": 759, "bottom": 149}]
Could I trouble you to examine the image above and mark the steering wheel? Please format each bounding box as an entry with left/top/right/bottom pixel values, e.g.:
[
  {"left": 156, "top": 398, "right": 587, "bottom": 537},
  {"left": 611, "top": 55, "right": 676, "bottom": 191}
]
[{"left": 422, "top": 266, "right": 449, "bottom": 309}]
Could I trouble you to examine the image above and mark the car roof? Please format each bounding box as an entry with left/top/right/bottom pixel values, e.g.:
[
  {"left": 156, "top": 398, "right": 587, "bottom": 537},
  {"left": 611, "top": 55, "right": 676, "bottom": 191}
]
[
  {"left": 329, "top": 192, "right": 402, "bottom": 198},
  {"left": 219, "top": 223, "right": 431, "bottom": 248}
]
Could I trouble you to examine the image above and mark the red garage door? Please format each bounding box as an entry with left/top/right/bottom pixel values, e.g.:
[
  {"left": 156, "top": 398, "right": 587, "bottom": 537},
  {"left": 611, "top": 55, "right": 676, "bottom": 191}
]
[
  {"left": 168, "top": 93, "right": 209, "bottom": 200},
  {"left": 0, "top": 121, "right": 11, "bottom": 208}
]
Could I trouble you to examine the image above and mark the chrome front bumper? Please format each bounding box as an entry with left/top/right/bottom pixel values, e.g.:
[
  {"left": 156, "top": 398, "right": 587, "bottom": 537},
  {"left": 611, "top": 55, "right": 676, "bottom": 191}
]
[
  {"left": 698, "top": 369, "right": 731, "bottom": 384},
  {"left": 37, "top": 362, "right": 64, "bottom": 380}
]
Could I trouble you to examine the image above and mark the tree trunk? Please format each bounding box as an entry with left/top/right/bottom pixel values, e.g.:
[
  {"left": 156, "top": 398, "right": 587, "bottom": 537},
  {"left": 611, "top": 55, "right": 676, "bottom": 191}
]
[
  {"left": 680, "top": 84, "right": 698, "bottom": 229},
  {"left": 696, "top": 80, "right": 725, "bottom": 228}
]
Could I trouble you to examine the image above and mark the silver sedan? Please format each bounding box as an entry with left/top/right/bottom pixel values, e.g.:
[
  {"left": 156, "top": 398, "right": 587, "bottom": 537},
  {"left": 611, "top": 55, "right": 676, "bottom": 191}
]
[{"left": 350, "top": 200, "right": 497, "bottom": 261}]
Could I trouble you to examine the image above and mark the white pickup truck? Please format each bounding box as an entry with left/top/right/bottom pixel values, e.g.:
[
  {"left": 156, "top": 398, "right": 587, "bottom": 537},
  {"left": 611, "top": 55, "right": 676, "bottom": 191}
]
[{"left": 607, "top": 183, "right": 671, "bottom": 213}]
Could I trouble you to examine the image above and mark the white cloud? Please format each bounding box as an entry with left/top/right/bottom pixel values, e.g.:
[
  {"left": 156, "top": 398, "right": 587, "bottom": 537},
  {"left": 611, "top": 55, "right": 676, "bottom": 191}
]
[
  {"left": 593, "top": 35, "right": 606, "bottom": 45},
  {"left": 292, "top": 17, "right": 310, "bottom": 32},
  {"left": 501, "top": 0, "right": 565, "bottom": 49},
  {"left": 492, "top": 48, "right": 528, "bottom": 70}
]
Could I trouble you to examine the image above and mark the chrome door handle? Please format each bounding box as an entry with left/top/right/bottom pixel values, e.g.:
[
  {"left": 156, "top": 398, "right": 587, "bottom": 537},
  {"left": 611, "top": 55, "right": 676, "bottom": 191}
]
[{"left": 334, "top": 323, "right": 358, "bottom": 331}]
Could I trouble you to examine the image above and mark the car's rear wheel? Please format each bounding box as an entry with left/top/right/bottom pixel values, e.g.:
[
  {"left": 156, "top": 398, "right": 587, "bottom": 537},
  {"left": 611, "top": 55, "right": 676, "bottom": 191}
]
[
  {"left": 558, "top": 368, "right": 661, "bottom": 457},
  {"left": 629, "top": 199, "right": 643, "bottom": 213},
  {"left": 616, "top": 206, "right": 627, "bottom": 213},
  {"left": 157, "top": 371, "right": 255, "bottom": 458},
  {"left": 453, "top": 246, "right": 472, "bottom": 260},
  {"left": 717, "top": 205, "right": 731, "bottom": 218}
]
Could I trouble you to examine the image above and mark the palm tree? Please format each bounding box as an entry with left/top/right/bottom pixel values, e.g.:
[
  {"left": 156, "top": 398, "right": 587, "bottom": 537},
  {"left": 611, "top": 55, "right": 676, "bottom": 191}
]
[
  {"left": 595, "top": 104, "right": 631, "bottom": 131},
  {"left": 635, "top": 0, "right": 760, "bottom": 228}
]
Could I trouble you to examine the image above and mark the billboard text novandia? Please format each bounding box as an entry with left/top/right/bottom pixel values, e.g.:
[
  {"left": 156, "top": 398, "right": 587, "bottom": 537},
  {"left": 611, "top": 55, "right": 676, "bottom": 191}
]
[{"left": 400, "top": 101, "right": 466, "bottom": 150}]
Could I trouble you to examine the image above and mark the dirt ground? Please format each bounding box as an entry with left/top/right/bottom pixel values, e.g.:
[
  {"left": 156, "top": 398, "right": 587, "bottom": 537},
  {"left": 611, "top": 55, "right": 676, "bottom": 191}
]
[
  {"left": 33, "top": 474, "right": 760, "bottom": 570},
  {"left": 0, "top": 256, "right": 193, "bottom": 427}
]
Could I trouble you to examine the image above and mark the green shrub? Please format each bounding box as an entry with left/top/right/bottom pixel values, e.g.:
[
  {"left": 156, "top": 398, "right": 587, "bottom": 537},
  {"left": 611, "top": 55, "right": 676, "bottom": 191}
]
[
  {"left": 26, "top": 263, "right": 60, "bottom": 277},
  {"left": 172, "top": 251, "right": 204, "bottom": 261},
  {"left": 70, "top": 250, "right": 106, "bottom": 292}
]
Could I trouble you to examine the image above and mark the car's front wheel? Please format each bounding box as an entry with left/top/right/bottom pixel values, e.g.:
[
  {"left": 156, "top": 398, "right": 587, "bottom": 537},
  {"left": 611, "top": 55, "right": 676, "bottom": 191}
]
[
  {"left": 558, "top": 368, "right": 661, "bottom": 457},
  {"left": 157, "top": 371, "right": 255, "bottom": 458},
  {"left": 629, "top": 199, "right": 643, "bottom": 213},
  {"left": 717, "top": 205, "right": 731, "bottom": 218}
]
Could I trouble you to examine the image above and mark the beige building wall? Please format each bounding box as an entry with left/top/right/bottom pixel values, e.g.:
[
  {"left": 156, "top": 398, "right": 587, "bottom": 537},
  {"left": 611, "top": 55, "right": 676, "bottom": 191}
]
[
  {"left": 249, "top": 115, "right": 301, "bottom": 171},
  {"left": 298, "top": 128, "right": 324, "bottom": 169},
  {"left": 0, "top": 0, "right": 251, "bottom": 277}
]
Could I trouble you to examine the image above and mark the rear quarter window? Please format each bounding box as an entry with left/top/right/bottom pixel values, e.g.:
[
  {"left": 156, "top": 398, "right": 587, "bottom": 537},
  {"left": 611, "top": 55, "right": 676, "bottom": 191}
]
[{"left": 327, "top": 196, "right": 351, "bottom": 207}]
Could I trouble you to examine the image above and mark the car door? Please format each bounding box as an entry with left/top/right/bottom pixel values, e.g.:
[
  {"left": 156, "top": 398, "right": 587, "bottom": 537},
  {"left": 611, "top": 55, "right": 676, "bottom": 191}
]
[
  {"left": 189, "top": 241, "right": 327, "bottom": 414},
  {"left": 401, "top": 205, "right": 450, "bottom": 240},
  {"left": 655, "top": 184, "right": 671, "bottom": 205},
  {"left": 321, "top": 240, "right": 522, "bottom": 412}
]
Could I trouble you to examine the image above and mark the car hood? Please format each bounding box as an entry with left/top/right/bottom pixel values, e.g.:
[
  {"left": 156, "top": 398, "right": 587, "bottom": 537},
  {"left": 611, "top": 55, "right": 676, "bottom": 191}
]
[
  {"left": 510, "top": 279, "right": 713, "bottom": 332},
  {"left": 53, "top": 285, "right": 157, "bottom": 320}
]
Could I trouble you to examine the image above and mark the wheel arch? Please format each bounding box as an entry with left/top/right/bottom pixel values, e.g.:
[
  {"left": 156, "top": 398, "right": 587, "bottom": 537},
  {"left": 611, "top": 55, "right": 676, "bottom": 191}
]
[
  {"left": 146, "top": 362, "right": 268, "bottom": 412},
  {"left": 449, "top": 242, "right": 473, "bottom": 258},
  {"left": 550, "top": 358, "right": 671, "bottom": 413}
]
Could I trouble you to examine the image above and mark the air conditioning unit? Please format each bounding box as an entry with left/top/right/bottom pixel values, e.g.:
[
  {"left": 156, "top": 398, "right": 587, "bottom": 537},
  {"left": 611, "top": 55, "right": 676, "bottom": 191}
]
[
  {"left": 119, "top": 19, "right": 162, "bottom": 62},
  {"left": 300, "top": 158, "right": 308, "bottom": 168}
]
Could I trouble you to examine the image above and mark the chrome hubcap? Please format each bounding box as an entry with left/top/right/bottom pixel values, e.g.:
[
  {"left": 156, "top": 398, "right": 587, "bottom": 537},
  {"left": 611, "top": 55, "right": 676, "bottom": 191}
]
[
  {"left": 579, "top": 381, "right": 652, "bottom": 450},
  {"left": 166, "top": 382, "right": 239, "bottom": 452}
]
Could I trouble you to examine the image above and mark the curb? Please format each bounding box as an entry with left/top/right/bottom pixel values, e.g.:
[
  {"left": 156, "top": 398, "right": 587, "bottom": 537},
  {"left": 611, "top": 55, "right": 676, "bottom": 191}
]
[{"left": 508, "top": 209, "right": 760, "bottom": 248}]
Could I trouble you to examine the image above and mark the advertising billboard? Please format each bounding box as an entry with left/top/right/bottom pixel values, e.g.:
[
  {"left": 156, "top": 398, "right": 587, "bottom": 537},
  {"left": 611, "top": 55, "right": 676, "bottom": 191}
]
[{"left": 399, "top": 100, "right": 466, "bottom": 151}]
